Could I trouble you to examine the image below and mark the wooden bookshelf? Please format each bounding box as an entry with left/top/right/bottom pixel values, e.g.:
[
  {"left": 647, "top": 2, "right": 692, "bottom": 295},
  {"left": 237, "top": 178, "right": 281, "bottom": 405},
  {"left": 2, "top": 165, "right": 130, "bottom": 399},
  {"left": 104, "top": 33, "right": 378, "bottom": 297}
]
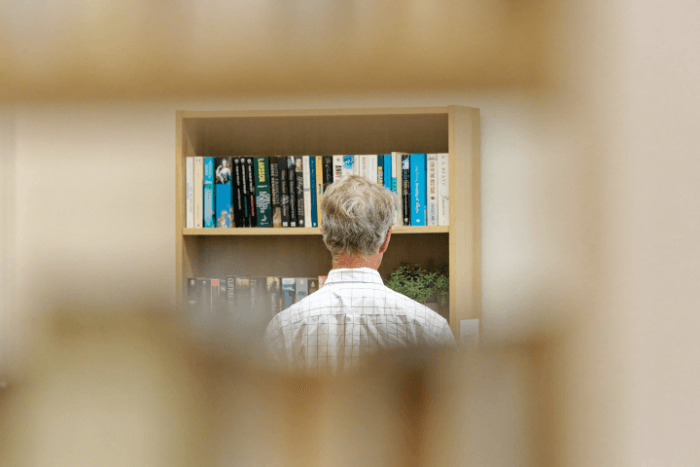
[{"left": 176, "top": 106, "right": 480, "bottom": 338}]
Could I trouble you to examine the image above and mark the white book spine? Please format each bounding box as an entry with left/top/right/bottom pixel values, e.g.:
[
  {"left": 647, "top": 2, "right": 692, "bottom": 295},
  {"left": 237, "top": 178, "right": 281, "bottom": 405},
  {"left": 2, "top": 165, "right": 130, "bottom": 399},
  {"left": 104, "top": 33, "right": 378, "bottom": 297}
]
[
  {"left": 427, "top": 154, "right": 438, "bottom": 226},
  {"left": 186, "top": 157, "right": 194, "bottom": 228},
  {"left": 438, "top": 153, "right": 449, "bottom": 226},
  {"left": 368, "top": 155, "right": 378, "bottom": 184},
  {"left": 353, "top": 155, "right": 360, "bottom": 176},
  {"left": 333, "top": 155, "right": 344, "bottom": 182},
  {"left": 302, "top": 156, "right": 312, "bottom": 229},
  {"left": 194, "top": 156, "right": 204, "bottom": 228},
  {"left": 360, "top": 155, "right": 368, "bottom": 180},
  {"left": 392, "top": 152, "right": 401, "bottom": 225}
]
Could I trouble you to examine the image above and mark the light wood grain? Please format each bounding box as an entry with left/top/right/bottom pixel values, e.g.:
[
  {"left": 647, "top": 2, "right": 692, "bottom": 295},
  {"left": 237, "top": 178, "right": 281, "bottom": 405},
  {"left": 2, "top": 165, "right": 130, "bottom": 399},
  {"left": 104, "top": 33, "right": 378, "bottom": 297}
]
[
  {"left": 448, "top": 106, "right": 481, "bottom": 340},
  {"left": 183, "top": 226, "right": 449, "bottom": 236}
]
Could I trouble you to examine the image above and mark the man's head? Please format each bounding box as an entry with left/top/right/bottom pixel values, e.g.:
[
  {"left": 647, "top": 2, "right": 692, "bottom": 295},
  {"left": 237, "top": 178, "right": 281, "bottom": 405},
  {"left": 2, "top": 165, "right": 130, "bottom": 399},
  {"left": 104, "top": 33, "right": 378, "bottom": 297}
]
[{"left": 320, "top": 175, "right": 395, "bottom": 263}]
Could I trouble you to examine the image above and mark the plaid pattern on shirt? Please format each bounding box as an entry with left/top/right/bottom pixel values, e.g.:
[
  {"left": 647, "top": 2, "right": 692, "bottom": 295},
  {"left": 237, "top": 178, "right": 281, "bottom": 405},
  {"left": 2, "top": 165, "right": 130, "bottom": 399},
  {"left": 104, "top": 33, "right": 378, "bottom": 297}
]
[{"left": 263, "top": 267, "right": 456, "bottom": 373}]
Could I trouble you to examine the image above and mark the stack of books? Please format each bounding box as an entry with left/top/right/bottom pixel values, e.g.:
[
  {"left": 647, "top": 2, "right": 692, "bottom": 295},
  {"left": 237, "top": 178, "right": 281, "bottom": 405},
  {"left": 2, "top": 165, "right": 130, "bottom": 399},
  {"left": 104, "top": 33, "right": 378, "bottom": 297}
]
[
  {"left": 185, "top": 154, "right": 450, "bottom": 229},
  {"left": 187, "top": 275, "right": 328, "bottom": 321}
]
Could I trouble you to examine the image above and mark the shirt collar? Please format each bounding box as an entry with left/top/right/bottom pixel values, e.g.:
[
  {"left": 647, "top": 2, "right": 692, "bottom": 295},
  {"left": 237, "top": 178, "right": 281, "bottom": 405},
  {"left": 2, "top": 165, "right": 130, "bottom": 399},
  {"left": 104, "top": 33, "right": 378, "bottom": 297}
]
[{"left": 324, "top": 268, "right": 385, "bottom": 286}]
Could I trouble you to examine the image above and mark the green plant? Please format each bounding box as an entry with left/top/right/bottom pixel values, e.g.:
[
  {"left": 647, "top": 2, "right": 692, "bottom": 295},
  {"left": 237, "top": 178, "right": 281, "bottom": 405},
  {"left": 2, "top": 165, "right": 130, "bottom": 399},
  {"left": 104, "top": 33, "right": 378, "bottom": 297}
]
[{"left": 385, "top": 264, "right": 449, "bottom": 305}]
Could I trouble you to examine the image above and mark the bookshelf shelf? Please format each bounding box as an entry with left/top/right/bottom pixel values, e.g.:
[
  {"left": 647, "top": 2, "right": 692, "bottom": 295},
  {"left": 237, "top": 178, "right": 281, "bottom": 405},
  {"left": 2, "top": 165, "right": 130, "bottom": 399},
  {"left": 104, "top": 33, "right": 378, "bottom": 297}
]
[
  {"left": 176, "top": 106, "right": 480, "bottom": 338},
  {"left": 182, "top": 226, "right": 449, "bottom": 236}
]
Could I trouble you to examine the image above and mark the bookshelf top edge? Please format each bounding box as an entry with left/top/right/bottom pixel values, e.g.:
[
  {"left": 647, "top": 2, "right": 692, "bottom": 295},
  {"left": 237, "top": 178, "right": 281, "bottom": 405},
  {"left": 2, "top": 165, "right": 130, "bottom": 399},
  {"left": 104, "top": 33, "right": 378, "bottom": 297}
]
[{"left": 178, "top": 106, "right": 476, "bottom": 120}]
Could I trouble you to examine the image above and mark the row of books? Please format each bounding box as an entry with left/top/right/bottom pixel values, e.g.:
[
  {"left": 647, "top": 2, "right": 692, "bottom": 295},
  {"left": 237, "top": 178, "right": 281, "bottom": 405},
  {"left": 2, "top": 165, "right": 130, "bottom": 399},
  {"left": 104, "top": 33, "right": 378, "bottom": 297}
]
[
  {"left": 185, "top": 153, "right": 450, "bottom": 228},
  {"left": 187, "top": 276, "right": 327, "bottom": 318}
]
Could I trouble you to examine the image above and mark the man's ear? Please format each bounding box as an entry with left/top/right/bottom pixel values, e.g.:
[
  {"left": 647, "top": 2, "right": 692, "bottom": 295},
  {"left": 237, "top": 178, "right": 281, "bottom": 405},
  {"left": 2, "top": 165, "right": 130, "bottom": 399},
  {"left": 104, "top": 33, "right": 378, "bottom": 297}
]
[{"left": 378, "top": 226, "right": 393, "bottom": 254}]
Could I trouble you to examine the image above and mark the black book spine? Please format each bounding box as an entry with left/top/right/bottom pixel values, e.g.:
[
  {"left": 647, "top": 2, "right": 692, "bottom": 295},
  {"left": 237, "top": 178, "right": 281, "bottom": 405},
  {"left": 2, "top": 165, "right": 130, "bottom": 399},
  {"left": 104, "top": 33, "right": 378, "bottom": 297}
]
[
  {"left": 246, "top": 157, "right": 257, "bottom": 227},
  {"left": 322, "top": 155, "right": 333, "bottom": 193},
  {"left": 269, "top": 156, "right": 281, "bottom": 227},
  {"left": 402, "top": 154, "right": 411, "bottom": 226},
  {"left": 240, "top": 158, "right": 250, "bottom": 227},
  {"left": 233, "top": 158, "right": 244, "bottom": 227},
  {"left": 279, "top": 158, "right": 290, "bottom": 227},
  {"left": 377, "top": 155, "right": 384, "bottom": 186},
  {"left": 187, "top": 278, "right": 199, "bottom": 313},
  {"left": 295, "top": 157, "right": 305, "bottom": 227},
  {"left": 199, "top": 278, "right": 211, "bottom": 313},
  {"left": 287, "top": 156, "right": 297, "bottom": 227}
]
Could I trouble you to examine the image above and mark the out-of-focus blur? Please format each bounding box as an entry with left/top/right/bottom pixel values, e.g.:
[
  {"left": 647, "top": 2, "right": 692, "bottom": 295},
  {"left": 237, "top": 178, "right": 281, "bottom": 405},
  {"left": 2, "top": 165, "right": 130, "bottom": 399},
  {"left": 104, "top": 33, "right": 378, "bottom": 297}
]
[{"left": 1, "top": 0, "right": 700, "bottom": 466}]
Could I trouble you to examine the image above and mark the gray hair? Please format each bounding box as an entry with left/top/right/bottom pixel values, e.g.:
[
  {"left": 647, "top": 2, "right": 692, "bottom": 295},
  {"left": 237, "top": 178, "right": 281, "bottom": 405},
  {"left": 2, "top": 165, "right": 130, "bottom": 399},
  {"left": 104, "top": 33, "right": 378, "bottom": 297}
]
[{"left": 320, "top": 175, "right": 395, "bottom": 260}]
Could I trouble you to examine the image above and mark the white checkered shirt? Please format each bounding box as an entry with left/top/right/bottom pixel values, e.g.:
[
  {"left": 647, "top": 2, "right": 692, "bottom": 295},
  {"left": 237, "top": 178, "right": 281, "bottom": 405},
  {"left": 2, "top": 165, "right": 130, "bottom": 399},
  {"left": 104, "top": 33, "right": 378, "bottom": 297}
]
[{"left": 263, "top": 267, "right": 456, "bottom": 373}]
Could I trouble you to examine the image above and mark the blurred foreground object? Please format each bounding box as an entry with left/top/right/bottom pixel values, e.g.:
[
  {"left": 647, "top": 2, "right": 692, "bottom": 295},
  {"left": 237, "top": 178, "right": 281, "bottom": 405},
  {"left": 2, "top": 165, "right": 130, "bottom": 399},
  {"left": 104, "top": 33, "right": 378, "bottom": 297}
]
[{"left": 0, "top": 307, "right": 554, "bottom": 467}]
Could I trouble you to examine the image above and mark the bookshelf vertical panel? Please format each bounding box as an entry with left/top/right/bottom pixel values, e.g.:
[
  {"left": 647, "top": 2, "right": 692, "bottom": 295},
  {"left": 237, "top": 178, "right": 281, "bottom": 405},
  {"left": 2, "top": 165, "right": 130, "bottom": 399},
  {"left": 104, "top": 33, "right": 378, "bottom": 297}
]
[{"left": 448, "top": 106, "right": 481, "bottom": 339}]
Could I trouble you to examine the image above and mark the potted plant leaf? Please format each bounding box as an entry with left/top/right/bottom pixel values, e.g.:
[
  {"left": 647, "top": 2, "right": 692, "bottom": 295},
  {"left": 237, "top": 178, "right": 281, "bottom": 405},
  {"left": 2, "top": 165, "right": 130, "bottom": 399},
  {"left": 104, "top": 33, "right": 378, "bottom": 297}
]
[{"left": 385, "top": 264, "right": 449, "bottom": 319}]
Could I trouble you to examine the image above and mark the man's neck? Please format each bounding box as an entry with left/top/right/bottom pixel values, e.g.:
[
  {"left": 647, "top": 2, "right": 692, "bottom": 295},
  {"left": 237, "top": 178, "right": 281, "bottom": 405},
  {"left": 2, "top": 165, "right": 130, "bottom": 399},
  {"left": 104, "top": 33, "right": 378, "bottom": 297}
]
[{"left": 332, "top": 253, "right": 382, "bottom": 270}]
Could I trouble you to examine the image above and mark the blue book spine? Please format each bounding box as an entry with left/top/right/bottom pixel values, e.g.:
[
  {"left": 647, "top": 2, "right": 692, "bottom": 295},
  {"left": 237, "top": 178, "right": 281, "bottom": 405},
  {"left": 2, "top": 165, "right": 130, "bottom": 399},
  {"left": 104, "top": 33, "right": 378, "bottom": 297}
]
[
  {"left": 383, "top": 154, "right": 392, "bottom": 190},
  {"left": 342, "top": 155, "right": 354, "bottom": 177},
  {"left": 204, "top": 157, "right": 215, "bottom": 228},
  {"left": 310, "top": 156, "right": 318, "bottom": 227},
  {"left": 214, "top": 157, "right": 233, "bottom": 228},
  {"left": 281, "top": 278, "right": 296, "bottom": 309},
  {"left": 410, "top": 153, "right": 427, "bottom": 226}
]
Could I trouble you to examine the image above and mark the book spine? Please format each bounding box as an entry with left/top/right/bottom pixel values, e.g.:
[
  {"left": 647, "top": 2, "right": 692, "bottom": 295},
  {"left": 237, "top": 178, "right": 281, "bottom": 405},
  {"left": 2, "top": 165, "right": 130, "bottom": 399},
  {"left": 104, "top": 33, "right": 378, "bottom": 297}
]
[
  {"left": 269, "top": 156, "right": 282, "bottom": 228},
  {"left": 233, "top": 158, "right": 244, "bottom": 227},
  {"left": 186, "top": 157, "right": 194, "bottom": 228},
  {"left": 239, "top": 158, "right": 250, "bottom": 227},
  {"left": 287, "top": 156, "right": 297, "bottom": 227},
  {"left": 359, "top": 155, "right": 367, "bottom": 179},
  {"left": 225, "top": 276, "right": 236, "bottom": 313},
  {"left": 281, "top": 278, "right": 296, "bottom": 309},
  {"left": 308, "top": 277, "right": 319, "bottom": 295},
  {"left": 204, "top": 157, "right": 215, "bottom": 228},
  {"left": 427, "top": 154, "right": 438, "bottom": 226},
  {"left": 438, "top": 153, "right": 449, "bottom": 226},
  {"left": 342, "top": 155, "right": 354, "bottom": 178},
  {"left": 210, "top": 279, "right": 220, "bottom": 313},
  {"left": 383, "top": 154, "right": 392, "bottom": 190},
  {"left": 199, "top": 278, "right": 211, "bottom": 313},
  {"left": 315, "top": 156, "right": 324, "bottom": 224},
  {"left": 254, "top": 156, "right": 273, "bottom": 227},
  {"left": 318, "top": 275, "right": 327, "bottom": 288},
  {"left": 295, "top": 278, "right": 308, "bottom": 302},
  {"left": 402, "top": 154, "right": 410, "bottom": 225},
  {"left": 392, "top": 153, "right": 400, "bottom": 225},
  {"left": 410, "top": 153, "right": 427, "bottom": 226},
  {"left": 279, "top": 158, "right": 290, "bottom": 227},
  {"left": 215, "top": 157, "right": 233, "bottom": 228},
  {"left": 377, "top": 154, "right": 384, "bottom": 186},
  {"left": 322, "top": 156, "right": 333, "bottom": 192},
  {"left": 235, "top": 276, "right": 250, "bottom": 313},
  {"left": 333, "top": 155, "right": 344, "bottom": 182},
  {"left": 368, "top": 155, "right": 378, "bottom": 184},
  {"left": 303, "top": 156, "right": 312, "bottom": 228},
  {"left": 187, "top": 277, "right": 199, "bottom": 313},
  {"left": 194, "top": 157, "right": 204, "bottom": 228},
  {"left": 246, "top": 157, "right": 257, "bottom": 227},
  {"left": 295, "top": 157, "right": 305, "bottom": 227},
  {"left": 309, "top": 156, "right": 318, "bottom": 227},
  {"left": 266, "top": 277, "right": 281, "bottom": 318},
  {"left": 353, "top": 155, "right": 360, "bottom": 176}
]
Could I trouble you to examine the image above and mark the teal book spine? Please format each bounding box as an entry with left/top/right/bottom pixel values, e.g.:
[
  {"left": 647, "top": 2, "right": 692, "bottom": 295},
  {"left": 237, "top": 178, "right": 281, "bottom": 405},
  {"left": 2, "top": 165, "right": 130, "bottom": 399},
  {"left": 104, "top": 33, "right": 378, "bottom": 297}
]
[
  {"left": 281, "top": 278, "right": 296, "bottom": 309},
  {"left": 383, "top": 154, "right": 392, "bottom": 190},
  {"left": 310, "top": 156, "right": 318, "bottom": 227},
  {"left": 215, "top": 157, "right": 233, "bottom": 228},
  {"left": 254, "top": 157, "right": 273, "bottom": 227},
  {"left": 204, "top": 157, "right": 215, "bottom": 228},
  {"left": 410, "top": 153, "right": 427, "bottom": 226}
]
